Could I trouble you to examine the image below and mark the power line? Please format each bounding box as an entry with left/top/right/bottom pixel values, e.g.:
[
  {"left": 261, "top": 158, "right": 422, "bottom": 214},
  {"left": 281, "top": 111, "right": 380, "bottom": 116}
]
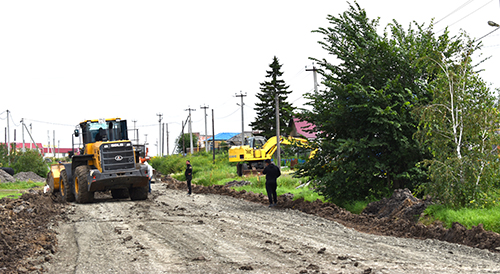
[
  {"left": 435, "top": 0, "right": 475, "bottom": 25},
  {"left": 437, "top": 0, "right": 494, "bottom": 32}
]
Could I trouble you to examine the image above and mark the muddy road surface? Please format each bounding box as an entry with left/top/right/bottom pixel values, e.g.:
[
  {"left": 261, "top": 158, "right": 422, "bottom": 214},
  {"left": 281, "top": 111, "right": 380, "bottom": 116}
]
[{"left": 41, "top": 182, "right": 500, "bottom": 274}]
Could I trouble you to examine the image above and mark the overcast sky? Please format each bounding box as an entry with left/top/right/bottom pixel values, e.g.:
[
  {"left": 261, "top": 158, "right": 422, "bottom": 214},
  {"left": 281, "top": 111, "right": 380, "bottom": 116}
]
[{"left": 1, "top": 0, "right": 499, "bottom": 156}]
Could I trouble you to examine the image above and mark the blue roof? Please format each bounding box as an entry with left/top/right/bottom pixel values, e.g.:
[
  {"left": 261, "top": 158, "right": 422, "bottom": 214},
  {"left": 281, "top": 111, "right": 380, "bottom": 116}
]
[{"left": 208, "top": 132, "right": 239, "bottom": 141}]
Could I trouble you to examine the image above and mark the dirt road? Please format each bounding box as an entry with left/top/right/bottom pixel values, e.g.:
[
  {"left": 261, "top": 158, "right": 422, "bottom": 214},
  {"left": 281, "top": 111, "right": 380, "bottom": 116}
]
[{"left": 42, "top": 182, "right": 500, "bottom": 274}]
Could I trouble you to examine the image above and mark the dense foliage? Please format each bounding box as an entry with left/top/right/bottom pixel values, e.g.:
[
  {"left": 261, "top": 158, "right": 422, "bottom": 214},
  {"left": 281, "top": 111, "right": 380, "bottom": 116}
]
[
  {"left": 415, "top": 32, "right": 500, "bottom": 208},
  {"left": 296, "top": 3, "right": 440, "bottom": 204},
  {"left": 10, "top": 149, "right": 48, "bottom": 178},
  {"left": 174, "top": 133, "right": 199, "bottom": 154},
  {"left": 250, "top": 56, "right": 295, "bottom": 139}
]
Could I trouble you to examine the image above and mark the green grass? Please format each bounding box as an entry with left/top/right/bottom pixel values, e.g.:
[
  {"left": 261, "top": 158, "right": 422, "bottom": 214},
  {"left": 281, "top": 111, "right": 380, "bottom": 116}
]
[
  {"left": 0, "top": 181, "right": 45, "bottom": 199},
  {"left": 0, "top": 191, "right": 23, "bottom": 199},
  {"left": 423, "top": 204, "right": 500, "bottom": 233}
]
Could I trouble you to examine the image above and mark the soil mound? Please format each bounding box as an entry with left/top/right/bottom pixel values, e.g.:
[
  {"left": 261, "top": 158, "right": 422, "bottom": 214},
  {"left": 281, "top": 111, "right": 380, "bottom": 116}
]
[
  {"left": 362, "top": 188, "right": 431, "bottom": 222},
  {"left": 14, "top": 171, "right": 45, "bottom": 183},
  {"left": 162, "top": 175, "right": 500, "bottom": 253},
  {"left": 0, "top": 169, "right": 15, "bottom": 183},
  {"left": 224, "top": 180, "right": 251, "bottom": 187},
  {"left": 0, "top": 190, "right": 64, "bottom": 273}
]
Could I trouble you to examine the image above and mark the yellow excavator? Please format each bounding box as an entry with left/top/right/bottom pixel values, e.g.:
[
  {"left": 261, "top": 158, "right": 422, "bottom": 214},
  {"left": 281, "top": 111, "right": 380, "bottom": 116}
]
[
  {"left": 46, "top": 118, "right": 149, "bottom": 203},
  {"left": 228, "top": 136, "right": 311, "bottom": 176}
]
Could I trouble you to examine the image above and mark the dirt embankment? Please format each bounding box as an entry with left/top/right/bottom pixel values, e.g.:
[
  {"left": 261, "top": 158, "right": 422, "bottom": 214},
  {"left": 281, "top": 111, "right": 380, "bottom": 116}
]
[{"left": 0, "top": 191, "right": 63, "bottom": 273}]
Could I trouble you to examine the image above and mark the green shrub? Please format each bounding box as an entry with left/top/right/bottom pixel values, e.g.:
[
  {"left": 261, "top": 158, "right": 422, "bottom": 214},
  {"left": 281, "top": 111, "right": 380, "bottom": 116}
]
[{"left": 10, "top": 149, "right": 48, "bottom": 177}]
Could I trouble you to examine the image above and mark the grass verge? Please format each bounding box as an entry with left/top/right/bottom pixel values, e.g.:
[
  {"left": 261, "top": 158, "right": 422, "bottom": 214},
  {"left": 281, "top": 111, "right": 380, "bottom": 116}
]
[{"left": 0, "top": 181, "right": 45, "bottom": 199}]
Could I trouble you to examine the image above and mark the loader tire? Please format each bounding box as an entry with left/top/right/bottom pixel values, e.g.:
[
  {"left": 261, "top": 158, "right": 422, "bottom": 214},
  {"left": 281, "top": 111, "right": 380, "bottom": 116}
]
[
  {"left": 60, "top": 169, "right": 75, "bottom": 202},
  {"left": 129, "top": 185, "right": 148, "bottom": 201},
  {"left": 111, "top": 189, "right": 129, "bottom": 199},
  {"left": 75, "top": 166, "right": 94, "bottom": 204}
]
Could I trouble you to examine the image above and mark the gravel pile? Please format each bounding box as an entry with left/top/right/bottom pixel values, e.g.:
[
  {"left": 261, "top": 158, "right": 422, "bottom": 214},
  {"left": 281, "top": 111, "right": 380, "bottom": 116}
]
[
  {"left": 0, "top": 169, "right": 15, "bottom": 183},
  {"left": 14, "top": 172, "right": 45, "bottom": 182}
]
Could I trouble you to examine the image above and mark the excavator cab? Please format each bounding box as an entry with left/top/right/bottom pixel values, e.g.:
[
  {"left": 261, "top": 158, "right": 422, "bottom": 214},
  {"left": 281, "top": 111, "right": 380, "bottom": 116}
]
[{"left": 248, "top": 136, "right": 266, "bottom": 149}]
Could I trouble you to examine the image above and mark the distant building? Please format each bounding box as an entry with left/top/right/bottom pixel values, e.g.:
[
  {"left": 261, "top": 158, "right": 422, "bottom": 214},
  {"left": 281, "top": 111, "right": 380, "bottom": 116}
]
[
  {"left": 1, "top": 142, "right": 77, "bottom": 158},
  {"left": 226, "top": 132, "right": 254, "bottom": 146},
  {"left": 207, "top": 132, "right": 239, "bottom": 149},
  {"left": 288, "top": 117, "right": 317, "bottom": 140}
]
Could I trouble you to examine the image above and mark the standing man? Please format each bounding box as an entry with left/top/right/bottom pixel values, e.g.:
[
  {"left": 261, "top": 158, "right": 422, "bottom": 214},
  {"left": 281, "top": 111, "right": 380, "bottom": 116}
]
[
  {"left": 144, "top": 157, "right": 154, "bottom": 193},
  {"left": 185, "top": 160, "right": 193, "bottom": 195},
  {"left": 262, "top": 159, "right": 281, "bottom": 207}
]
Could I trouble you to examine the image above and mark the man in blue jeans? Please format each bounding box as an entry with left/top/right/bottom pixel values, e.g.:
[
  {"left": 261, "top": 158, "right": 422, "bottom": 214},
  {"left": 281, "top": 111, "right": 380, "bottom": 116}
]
[{"left": 262, "top": 159, "right": 281, "bottom": 207}]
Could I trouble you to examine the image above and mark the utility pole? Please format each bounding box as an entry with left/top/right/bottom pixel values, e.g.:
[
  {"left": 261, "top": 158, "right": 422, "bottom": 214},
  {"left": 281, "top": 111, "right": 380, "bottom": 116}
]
[
  {"left": 166, "top": 123, "right": 169, "bottom": 156},
  {"left": 185, "top": 107, "right": 196, "bottom": 154},
  {"left": 200, "top": 104, "right": 209, "bottom": 152},
  {"left": 235, "top": 91, "right": 247, "bottom": 146},
  {"left": 132, "top": 120, "right": 137, "bottom": 144},
  {"left": 156, "top": 113, "right": 163, "bottom": 156},
  {"left": 212, "top": 109, "right": 215, "bottom": 164},
  {"left": 47, "top": 130, "right": 50, "bottom": 157},
  {"left": 275, "top": 92, "right": 281, "bottom": 171},
  {"left": 306, "top": 65, "right": 319, "bottom": 93},
  {"left": 53, "top": 130, "right": 56, "bottom": 158},
  {"left": 6, "top": 110, "right": 10, "bottom": 156},
  {"left": 181, "top": 119, "right": 186, "bottom": 155},
  {"left": 21, "top": 118, "right": 25, "bottom": 152},
  {"left": 162, "top": 123, "right": 165, "bottom": 156}
]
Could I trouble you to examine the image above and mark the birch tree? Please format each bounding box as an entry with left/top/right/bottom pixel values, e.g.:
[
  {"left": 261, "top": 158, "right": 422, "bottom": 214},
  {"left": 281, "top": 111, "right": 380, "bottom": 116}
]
[{"left": 417, "top": 34, "right": 500, "bottom": 208}]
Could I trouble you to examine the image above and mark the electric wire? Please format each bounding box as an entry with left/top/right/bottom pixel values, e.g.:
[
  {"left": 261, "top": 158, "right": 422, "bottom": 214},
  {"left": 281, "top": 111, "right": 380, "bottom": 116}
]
[
  {"left": 437, "top": 0, "right": 494, "bottom": 32},
  {"left": 24, "top": 118, "right": 74, "bottom": 127},
  {"left": 435, "top": 0, "right": 475, "bottom": 25},
  {"left": 477, "top": 26, "right": 500, "bottom": 40}
]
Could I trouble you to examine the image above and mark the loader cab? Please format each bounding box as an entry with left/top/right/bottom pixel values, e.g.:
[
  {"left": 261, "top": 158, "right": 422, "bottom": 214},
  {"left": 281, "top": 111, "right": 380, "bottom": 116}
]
[{"left": 80, "top": 118, "right": 128, "bottom": 145}]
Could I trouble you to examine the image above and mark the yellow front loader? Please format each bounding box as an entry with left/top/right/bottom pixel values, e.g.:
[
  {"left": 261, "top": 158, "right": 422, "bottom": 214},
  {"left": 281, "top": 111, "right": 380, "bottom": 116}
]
[{"left": 47, "top": 118, "right": 149, "bottom": 203}]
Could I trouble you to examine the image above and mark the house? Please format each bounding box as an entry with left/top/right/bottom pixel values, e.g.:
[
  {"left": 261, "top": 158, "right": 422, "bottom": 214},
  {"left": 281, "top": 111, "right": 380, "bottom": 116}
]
[
  {"left": 1, "top": 142, "right": 78, "bottom": 158},
  {"left": 207, "top": 132, "right": 240, "bottom": 149},
  {"left": 288, "top": 117, "right": 317, "bottom": 140},
  {"left": 226, "top": 132, "right": 254, "bottom": 146}
]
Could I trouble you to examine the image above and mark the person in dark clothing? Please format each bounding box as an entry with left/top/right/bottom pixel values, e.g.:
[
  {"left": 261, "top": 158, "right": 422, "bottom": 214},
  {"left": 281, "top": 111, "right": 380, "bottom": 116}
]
[
  {"left": 262, "top": 159, "right": 281, "bottom": 207},
  {"left": 185, "top": 160, "right": 193, "bottom": 195}
]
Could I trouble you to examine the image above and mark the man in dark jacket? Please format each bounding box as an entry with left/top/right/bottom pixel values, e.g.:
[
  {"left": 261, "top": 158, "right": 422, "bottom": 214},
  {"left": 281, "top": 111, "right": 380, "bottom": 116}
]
[
  {"left": 185, "top": 160, "right": 193, "bottom": 195},
  {"left": 262, "top": 159, "right": 280, "bottom": 207}
]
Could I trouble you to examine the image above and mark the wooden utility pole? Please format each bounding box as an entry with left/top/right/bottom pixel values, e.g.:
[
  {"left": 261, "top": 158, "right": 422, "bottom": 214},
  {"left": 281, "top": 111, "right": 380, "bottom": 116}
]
[{"left": 235, "top": 91, "right": 247, "bottom": 146}]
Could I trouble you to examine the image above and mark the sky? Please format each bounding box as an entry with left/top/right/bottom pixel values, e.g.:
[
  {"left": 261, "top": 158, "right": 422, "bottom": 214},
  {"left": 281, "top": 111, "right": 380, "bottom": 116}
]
[{"left": 1, "top": 0, "right": 499, "bottom": 156}]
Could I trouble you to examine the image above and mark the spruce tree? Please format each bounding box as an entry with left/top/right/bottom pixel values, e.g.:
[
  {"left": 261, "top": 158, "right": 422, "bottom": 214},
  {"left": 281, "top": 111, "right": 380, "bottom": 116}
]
[{"left": 250, "top": 56, "right": 294, "bottom": 139}]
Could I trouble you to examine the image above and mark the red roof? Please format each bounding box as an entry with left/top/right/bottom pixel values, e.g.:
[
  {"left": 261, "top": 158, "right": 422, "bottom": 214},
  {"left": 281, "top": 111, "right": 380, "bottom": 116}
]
[
  {"left": 292, "top": 117, "right": 317, "bottom": 139},
  {"left": 2, "top": 143, "right": 77, "bottom": 155}
]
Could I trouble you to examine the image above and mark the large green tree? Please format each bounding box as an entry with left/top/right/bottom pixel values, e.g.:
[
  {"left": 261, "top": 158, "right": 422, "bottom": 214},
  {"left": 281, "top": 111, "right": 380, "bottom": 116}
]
[
  {"left": 250, "top": 56, "right": 295, "bottom": 139},
  {"left": 175, "top": 133, "right": 199, "bottom": 154},
  {"left": 415, "top": 33, "right": 500, "bottom": 208},
  {"left": 296, "top": 2, "right": 451, "bottom": 204}
]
